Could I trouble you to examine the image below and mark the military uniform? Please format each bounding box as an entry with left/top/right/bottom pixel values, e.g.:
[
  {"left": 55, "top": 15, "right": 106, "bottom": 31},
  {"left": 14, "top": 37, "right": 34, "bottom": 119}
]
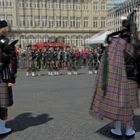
[
  {"left": 46, "top": 50, "right": 54, "bottom": 75},
  {"left": 66, "top": 50, "right": 73, "bottom": 75},
  {"left": 53, "top": 50, "right": 59, "bottom": 75},
  {"left": 26, "top": 50, "right": 37, "bottom": 76}
]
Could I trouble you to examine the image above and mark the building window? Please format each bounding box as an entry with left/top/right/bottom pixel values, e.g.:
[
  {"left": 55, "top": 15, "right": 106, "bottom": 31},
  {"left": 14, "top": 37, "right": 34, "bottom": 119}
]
[
  {"left": 9, "top": 1, "right": 12, "bottom": 6},
  {"left": 6, "top": 1, "right": 8, "bottom": 6},
  {"left": 93, "top": 17, "right": 98, "bottom": 28},
  {"left": 18, "top": 15, "right": 26, "bottom": 27},
  {"left": 60, "top": 0, "right": 66, "bottom": 9},
  {"left": 25, "top": 1, "right": 30, "bottom": 8},
  {"left": 2, "top": 1, "right": 4, "bottom": 6},
  {"left": 54, "top": 1, "right": 59, "bottom": 9},
  {"left": 101, "top": 17, "right": 106, "bottom": 28},
  {"left": 42, "top": 16, "right": 47, "bottom": 27},
  {"left": 25, "top": 15, "right": 33, "bottom": 27},
  {"left": 101, "top": 2, "right": 106, "bottom": 10},
  {"left": 56, "top": 16, "right": 61, "bottom": 28},
  {"left": 17, "top": 1, "right": 22, "bottom": 8},
  {"left": 48, "top": 16, "right": 54, "bottom": 28},
  {"left": 34, "top": 16, "right": 40, "bottom": 27},
  {"left": 83, "top": 17, "right": 88, "bottom": 28},
  {"left": 70, "top": 16, "right": 74, "bottom": 28},
  {"left": 74, "top": 3, "right": 80, "bottom": 10},
  {"left": 47, "top": 0, "right": 52, "bottom": 9},
  {"left": 6, "top": 16, "right": 13, "bottom": 26},
  {"left": 70, "top": 3, "right": 73, "bottom": 10},
  {"left": 62, "top": 16, "right": 68, "bottom": 28},
  {"left": 93, "top": 2, "right": 98, "bottom": 11},
  {"left": 70, "top": 16, "right": 78, "bottom": 28},
  {"left": 76, "top": 17, "right": 81, "bottom": 28},
  {"left": 40, "top": 2, "right": 45, "bottom": 8},
  {"left": 83, "top": 3, "right": 88, "bottom": 10},
  {"left": 65, "top": 36, "right": 70, "bottom": 45}
]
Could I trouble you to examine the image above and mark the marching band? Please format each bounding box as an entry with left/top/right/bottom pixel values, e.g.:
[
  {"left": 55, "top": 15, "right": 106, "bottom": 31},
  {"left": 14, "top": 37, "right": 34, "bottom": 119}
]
[{"left": 21, "top": 46, "right": 103, "bottom": 76}]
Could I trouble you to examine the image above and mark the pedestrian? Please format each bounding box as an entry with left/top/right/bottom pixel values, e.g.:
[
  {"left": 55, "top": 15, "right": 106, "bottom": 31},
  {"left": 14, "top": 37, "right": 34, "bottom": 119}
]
[
  {"left": 93, "top": 49, "right": 100, "bottom": 74},
  {"left": 89, "top": 13, "right": 139, "bottom": 137},
  {"left": 0, "top": 19, "right": 17, "bottom": 135},
  {"left": 87, "top": 48, "right": 94, "bottom": 74}
]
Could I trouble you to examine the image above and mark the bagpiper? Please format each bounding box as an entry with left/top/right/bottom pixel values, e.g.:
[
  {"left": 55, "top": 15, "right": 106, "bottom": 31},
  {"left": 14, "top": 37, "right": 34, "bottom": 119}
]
[
  {"left": 90, "top": 12, "right": 140, "bottom": 137},
  {"left": 0, "top": 20, "right": 17, "bottom": 135}
]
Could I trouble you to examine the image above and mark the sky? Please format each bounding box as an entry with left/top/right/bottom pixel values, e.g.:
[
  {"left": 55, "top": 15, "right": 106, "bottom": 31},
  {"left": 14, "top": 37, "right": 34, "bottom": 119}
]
[
  {"left": 107, "top": 0, "right": 127, "bottom": 9},
  {"left": 107, "top": 0, "right": 126, "bottom": 4}
]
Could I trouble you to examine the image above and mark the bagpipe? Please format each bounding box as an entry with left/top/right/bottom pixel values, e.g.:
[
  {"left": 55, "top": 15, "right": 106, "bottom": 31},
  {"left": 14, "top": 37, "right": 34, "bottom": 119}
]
[
  {"left": 106, "top": 8, "right": 140, "bottom": 85},
  {"left": 123, "top": 9, "right": 140, "bottom": 84}
]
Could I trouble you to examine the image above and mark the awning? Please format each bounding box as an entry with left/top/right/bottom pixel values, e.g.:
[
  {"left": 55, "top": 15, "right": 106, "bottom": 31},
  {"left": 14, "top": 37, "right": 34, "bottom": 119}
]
[
  {"left": 85, "top": 31, "right": 105, "bottom": 44},
  {"left": 32, "top": 42, "right": 65, "bottom": 49},
  {"left": 86, "top": 31, "right": 111, "bottom": 45}
]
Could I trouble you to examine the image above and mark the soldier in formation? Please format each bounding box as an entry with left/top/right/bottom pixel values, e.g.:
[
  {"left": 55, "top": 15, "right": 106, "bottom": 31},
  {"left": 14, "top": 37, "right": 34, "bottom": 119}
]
[{"left": 23, "top": 46, "right": 103, "bottom": 76}]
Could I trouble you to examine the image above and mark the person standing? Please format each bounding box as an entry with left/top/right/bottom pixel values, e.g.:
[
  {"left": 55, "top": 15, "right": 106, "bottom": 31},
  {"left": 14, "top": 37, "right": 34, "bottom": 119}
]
[
  {"left": 87, "top": 48, "right": 94, "bottom": 74},
  {"left": 47, "top": 48, "right": 54, "bottom": 76},
  {"left": 0, "top": 20, "right": 17, "bottom": 135},
  {"left": 66, "top": 48, "right": 73, "bottom": 75},
  {"left": 89, "top": 14, "right": 139, "bottom": 137}
]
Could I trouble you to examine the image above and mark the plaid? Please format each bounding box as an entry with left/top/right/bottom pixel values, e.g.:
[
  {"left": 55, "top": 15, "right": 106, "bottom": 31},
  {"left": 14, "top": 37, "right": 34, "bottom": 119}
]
[
  {"left": 0, "top": 81, "right": 13, "bottom": 108},
  {"left": 90, "top": 37, "right": 139, "bottom": 122}
]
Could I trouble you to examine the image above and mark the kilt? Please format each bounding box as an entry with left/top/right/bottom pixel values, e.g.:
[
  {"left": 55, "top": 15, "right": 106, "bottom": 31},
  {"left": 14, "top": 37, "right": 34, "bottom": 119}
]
[
  {"left": 90, "top": 37, "right": 139, "bottom": 122},
  {"left": 26, "top": 59, "right": 36, "bottom": 72},
  {"left": 0, "top": 81, "right": 13, "bottom": 108}
]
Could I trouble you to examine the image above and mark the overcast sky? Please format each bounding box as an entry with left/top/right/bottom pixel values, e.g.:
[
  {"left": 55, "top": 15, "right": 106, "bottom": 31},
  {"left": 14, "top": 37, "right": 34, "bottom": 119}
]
[{"left": 107, "top": 0, "right": 126, "bottom": 4}]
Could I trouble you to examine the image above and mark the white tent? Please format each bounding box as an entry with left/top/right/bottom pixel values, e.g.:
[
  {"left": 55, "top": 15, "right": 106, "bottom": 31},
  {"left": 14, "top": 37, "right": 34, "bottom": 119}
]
[
  {"left": 87, "top": 31, "right": 111, "bottom": 45},
  {"left": 85, "top": 31, "right": 105, "bottom": 44}
]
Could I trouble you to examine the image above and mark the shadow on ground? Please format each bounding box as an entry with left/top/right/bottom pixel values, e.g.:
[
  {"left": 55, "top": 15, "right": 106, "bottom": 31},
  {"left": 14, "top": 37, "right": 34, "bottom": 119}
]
[
  {"left": 96, "top": 115, "right": 140, "bottom": 140},
  {"left": 0, "top": 112, "right": 53, "bottom": 139}
]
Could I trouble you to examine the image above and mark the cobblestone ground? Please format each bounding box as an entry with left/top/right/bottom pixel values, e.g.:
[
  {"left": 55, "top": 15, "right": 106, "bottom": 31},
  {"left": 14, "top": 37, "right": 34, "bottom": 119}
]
[{"left": 1, "top": 69, "right": 140, "bottom": 140}]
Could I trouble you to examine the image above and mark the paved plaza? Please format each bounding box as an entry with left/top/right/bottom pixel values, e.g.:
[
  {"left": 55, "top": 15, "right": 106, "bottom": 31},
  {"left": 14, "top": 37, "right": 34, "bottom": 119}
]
[{"left": 1, "top": 69, "right": 140, "bottom": 140}]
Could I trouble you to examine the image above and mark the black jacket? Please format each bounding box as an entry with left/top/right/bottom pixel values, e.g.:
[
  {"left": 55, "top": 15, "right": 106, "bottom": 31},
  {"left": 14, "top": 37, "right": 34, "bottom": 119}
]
[{"left": 0, "top": 36, "right": 17, "bottom": 83}]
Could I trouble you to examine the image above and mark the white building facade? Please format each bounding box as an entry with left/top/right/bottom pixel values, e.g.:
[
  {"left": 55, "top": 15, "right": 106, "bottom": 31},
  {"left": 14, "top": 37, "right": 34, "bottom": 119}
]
[
  {"left": 0, "top": 0, "right": 107, "bottom": 49},
  {"left": 107, "top": 0, "right": 140, "bottom": 31}
]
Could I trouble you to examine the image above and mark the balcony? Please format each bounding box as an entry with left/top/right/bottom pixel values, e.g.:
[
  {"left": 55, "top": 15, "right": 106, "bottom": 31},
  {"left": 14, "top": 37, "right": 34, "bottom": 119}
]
[{"left": 11, "top": 26, "right": 104, "bottom": 34}]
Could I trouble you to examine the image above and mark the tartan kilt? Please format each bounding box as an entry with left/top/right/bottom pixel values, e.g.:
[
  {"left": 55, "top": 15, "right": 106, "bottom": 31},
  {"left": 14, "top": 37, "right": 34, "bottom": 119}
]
[
  {"left": 90, "top": 37, "right": 139, "bottom": 122},
  {"left": 26, "top": 59, "right": 37, "bottom": 72},
  {"left": 0, "top": 81, "right": 13, "bottom": 108}
]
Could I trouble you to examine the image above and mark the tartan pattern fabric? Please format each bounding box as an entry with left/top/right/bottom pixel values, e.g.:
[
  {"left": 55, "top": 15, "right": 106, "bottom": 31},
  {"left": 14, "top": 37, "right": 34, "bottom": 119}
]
[
  {"left": 90, "top": 37, "right": 139, "bottom": 122},
  {"left": 0, "top": 81, "right": 13, "bottom": 108}
]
